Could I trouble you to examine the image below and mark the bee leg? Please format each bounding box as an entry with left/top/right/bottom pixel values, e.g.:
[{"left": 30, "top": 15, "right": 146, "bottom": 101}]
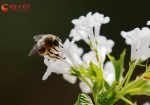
[
  {"left": 48, "top": 51, "right": 63, "bottom": 59},
  {"left": 49, "top": 50, "right": 59, "bottom": 56},
  {"left": 53, "top": 47, "right": 59, "bottom": 52},
  {"left": 48, "top": 54, "right": 61, "bottom": 59},
  {"left": 49, "top": 55, "right": 59, "bottom": 59},
  {"left": 49, "top": 51, "right": 65, "bottom": 59},
  {"left": 59, "top": 45, "right": 63, "bottom": 48}
]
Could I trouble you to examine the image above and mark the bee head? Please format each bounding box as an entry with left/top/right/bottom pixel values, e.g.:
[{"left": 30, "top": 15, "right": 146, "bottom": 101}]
[
  {"left": 53, "top": 40, "right": 59, "bottom": 46},
  {"left": 53, "top": 36, "right": 61, "bottom": 47}
]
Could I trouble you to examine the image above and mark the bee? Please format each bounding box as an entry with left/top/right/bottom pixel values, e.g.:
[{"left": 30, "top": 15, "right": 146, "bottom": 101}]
[{"left": 29, "top": 34, "right": 64, "bottom": 59}]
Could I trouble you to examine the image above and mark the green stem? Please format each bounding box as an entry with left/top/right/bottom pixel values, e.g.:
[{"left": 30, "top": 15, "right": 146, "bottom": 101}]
[
  {"left": 80, "top": 75, "right": 98, "bottom": 105},
  {"left": 93, "top": 49, "right": 104, "bottom": 104},
  {"left": 95, "top": 49, "right": 103, "bottom": 70},
  {"left": 121, "top": 77, "right": 143, "bottom": 92},
  {"left": 119, "top": 63, "right": 136, "bottom": 90},
  {"left": 120, "top": 96, "right": 135, "bottom": 105},
  {"left": 79, "top": 75, "right": 92, "bottom": 91},
  {"left": 93, "top": 93, "right": 98, "bottom": 105},
  {"left": 115, "top": 77, "right": 143, "bottom": 104},
  {"left": 124, "top": 63, "right": 136, "bottom": 86},
  {"left": 119, "top": 88, "right": 142, "bottom": 96},
  {"left": 95, "top": 49, "right": 105, "bottom": 93}
]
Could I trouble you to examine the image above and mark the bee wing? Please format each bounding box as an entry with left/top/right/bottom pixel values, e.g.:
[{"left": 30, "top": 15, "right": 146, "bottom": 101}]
[
  {"left": 28, "top": 44, "right": 40, "bottom": 56},
  {"left": 33, "top": 34, "right": 44, "bottom": 41}
]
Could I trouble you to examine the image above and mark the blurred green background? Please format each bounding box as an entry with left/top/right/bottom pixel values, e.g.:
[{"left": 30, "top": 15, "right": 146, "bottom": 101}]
[{"left": 0, "top": 0, "right": 150, "bottom": 105}]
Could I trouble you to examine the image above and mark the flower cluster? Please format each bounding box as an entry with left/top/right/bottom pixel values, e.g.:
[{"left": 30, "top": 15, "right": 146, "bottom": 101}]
[
  {"left": 121, "top": 27, "right": 150, "bottom": 64},
  {"left": 30, "top": 12, "right": 150, "bottom": 105},
  {"left": 70, "top": 12, "right": 113, "bottom": 63}
]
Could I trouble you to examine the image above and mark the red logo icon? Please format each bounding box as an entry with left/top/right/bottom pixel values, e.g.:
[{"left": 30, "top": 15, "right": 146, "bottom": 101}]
[
  {"left": 1, "top": 4, "right": 9, "bottom": 12},
  {"left": 1, "top": 4, "right": 30, "bottom": 12}
]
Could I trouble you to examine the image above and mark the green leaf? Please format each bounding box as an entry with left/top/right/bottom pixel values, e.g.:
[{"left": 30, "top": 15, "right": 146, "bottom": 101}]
[
  {"left": 97, "top": 86, "right": 116, "bottom": 105},
  {"left": 88, "top": 61, "right": 98, "bottom": 77},
  {"left": 80, "top": 65, "right": 88, "bottom": 75},
  {"left": 107, "top": 49, "right": 126, "bottom": 83},
  {"left": 70, "top": 67, "right": 81, "bottom": 77},
  {"left": 88, "top": 61, "right": 103, "bottom": 94},
  {"left": 104, "top": 79, "right": 110, "bottom": 90},
  {"left": 74, "top": 94, "right": 94, "bottom": 105}
]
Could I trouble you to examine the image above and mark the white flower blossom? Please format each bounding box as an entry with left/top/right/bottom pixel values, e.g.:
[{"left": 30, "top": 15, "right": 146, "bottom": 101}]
[
  {"left": 103, "top": 61, "right": 115, "bottom": 85},
  {"left": 143, "top": 102, "right": 150, "bottom": 105},
  {"left": 43, "top": 56, "right": 70, "bottom": 80},
  {"left": 121, "top": 27, "right": 150, "bottom": 64},
  {"left": 63, "top": 74, "right": 77, "bottom": 84},
  {"left": 97, "top": 36, "right": 114, "bottom": 62},
  {"left": 82, "top": 36, "right": 114, "bottom": 65},
  {"left": 69, "top": 12, "right": 110, "bottom": 50},
  {"left": 82, "top": 51, "right": 98, "bottom": 67},
  {"left": 85, "top": 12, "right": 110, "bottom": 39},
  {"left": 147, "top": 21, "right": 150, "bottom": 25},
  {"left": 79, "top": 78, "right": 92, "bottom": 94},
  {"left": 70, "top": 12, "right": 113, "bottom": 63},
  {"left": 42, "top": 39, "right": 83, "bottom": 82}
]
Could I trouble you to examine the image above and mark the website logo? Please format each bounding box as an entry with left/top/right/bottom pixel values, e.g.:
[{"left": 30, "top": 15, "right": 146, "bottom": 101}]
[{"left": 1, "top": 4, "right": 30, "bottom": 12}]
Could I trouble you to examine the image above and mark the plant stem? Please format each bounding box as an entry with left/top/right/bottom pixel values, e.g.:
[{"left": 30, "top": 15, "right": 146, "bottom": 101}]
[
  {"left": 93, "top": 93, "right": 98, "bottom": 105},
  {"left": 119, "top": 63, "right": 135, "bottom": 90},
  {"left": 124, "top": 63, "right": 136, "bottom": 86},
  {"left": 79, "top": 75, "right": 92, "bottom": 91},
  {"left": 120, "top": 88, "right": 142, "bottom": 96},
  {"left": 94, "top": 49, "right": 103, "bottom": 70},
  {"left": 121, "top": 77, "right": 143, "bottom": 92},
  {"left": 120, "top": 96, "right": 134, "bottom": 105},
  {"left": 115, "top": 77, "right": 145, "bottom": 104}
]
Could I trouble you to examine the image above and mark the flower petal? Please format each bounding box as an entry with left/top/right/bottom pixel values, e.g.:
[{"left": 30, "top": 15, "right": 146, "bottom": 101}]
[
  {"left": 63, "top": 74, "right": 77, "bottom": 84},
  {"left": 147, "top": 21, "right": 150, "bottom": 25}
]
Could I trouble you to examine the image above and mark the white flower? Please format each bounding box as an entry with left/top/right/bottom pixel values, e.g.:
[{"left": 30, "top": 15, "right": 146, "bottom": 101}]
[
  {"left": 86, "top": 12, "right": 110, "bottom": 39},
  {"left": 69, "top": 28, "right": 89, "bottom": 42},
  {"left": 69, "top": 12, "right": 110, "bottom": 49},
  {"left": 121, "top": 30, "right": 133, "bottom": 45},
  {"left": 42, "top": 55, "right": 70, "bottom": 80},
  {"left": 147, "top": 21, "right": 150, "bottom": 25},
  {"left": 70, "top": 12, "right": 113, "bottom": 63},
  {"left": 97, "top": 36, "right": 114, "bottom": 62},
  {"left": 121, "top": 27, "right": 150, "bottom": 64},
  {"left": 143, "top": 102, "right": 150, "bottom": 105},
  {"left": 79, "top": 78, "right": 92, "bottom": 94},
  {"left": 42, "top": 39, "right": 83, "bottom": 82},
  {"left": 63, "top": 74, "right": 77, "bottom": 84},
  {"left": 103, "top": 61, "right": 115, "bottom": 85},
  {"left": 60, "top": 39, "right": 78, "bottom": 66},
  {"left": 82, "top": 36, "right": 114, "bottom": 65},
  {"left": 82, "top": 51, "right": 98, "bottom": 67},
  {"left": 70, "top": 44, "right": 83, "bottom": 65}
]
